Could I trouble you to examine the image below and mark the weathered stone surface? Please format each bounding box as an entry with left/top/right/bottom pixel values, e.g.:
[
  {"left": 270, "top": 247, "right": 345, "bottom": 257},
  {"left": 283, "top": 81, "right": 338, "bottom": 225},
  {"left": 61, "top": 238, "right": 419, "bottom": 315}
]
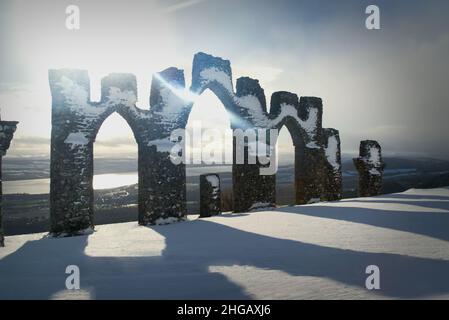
[
  {"left": 322, "top": 128, "right": 343, "bottom": 201},
  {"left": 49, "top": 68, "right": 189, "bottom": 235},
  {"left": 192, "top": 53, "right": 342, "bottom": 209},
  {"left": 0, "top": 120, "right": 18, "bottom": 246},
  {"left": 49, "top": 52, "right": 344, "bottom": 235},
  {"left": 199, "top": 174, "right": 221, "bottom": 217},
  {"left": 269, "top": 94, "right": 341, "bottom": 204},
  {"left": 353, "top": 140, "right": 385, "bottom": 197}
]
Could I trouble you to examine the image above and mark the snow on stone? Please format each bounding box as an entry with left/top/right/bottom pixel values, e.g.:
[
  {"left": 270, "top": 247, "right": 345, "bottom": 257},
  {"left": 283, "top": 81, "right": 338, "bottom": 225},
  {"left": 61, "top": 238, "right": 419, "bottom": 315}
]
[
  {"left": 154, "top": 216, "right": 184, "bottom": 225},
  {"left": 107, "top": 87, "right": 137, "bottom": 107},
  {"left": 147, "top": 137, "right": 176, "bottom": 153},
  {"left": 368, "top": 146, "right": 381, "bottom": 165},
  {"left": 56, "top": 76, "right": 90, "bottom": 108},
  {"left": 56, "top": 76, "right": 106, "bottom": 117},
  {"left": 249, "top": 202, "right": 273, "bottom": 211},
  {"left": 307, "top": 198, "right": 321, "bottom": 204},
  {"left": 4, "top": 187, "right": 449, "bottom": 299},
  {"left": 158, "top": 86, "right": 187, "bottom": 115},
  {"left": 199, "top": 67, "right": 267, "bottom": 126},
  {"left": 235, "top": 95, "right": 266, "bottom": 125},
  {"left": 270, "top": 104, "right": 317, "bottom": 134},
  {"left": 64, "top": 132, "right": 89, "bottom": 149},
  {"left": 268, "top": 103, "right": 320, "bottom": 148},
  {"left": 198, "top": 66, "right": 321, "bottom": 149},
  {"left": 205, "top": 175, "right": 219, "bottom": 188},
  {"left": 206, "top": 175, "right": 220, "bottom": 199},
  {"left": 199, "top": 67, "right": 234, "bottom": 93},
  {"left": 325, "top": 135, "right": 340, "bottom": 171},
  {"left": 306, "top": 141, "right": 320, "bottom": 149},
  {"left": 56, "top": 79, "right": 146, "bottom": 126}
]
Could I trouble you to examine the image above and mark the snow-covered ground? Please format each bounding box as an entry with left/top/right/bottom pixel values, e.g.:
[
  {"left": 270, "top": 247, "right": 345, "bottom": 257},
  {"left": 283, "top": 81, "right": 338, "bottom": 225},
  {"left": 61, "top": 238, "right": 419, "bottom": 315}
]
[{"left": 1, "top": 187, "right": 449, "bottom": 300}]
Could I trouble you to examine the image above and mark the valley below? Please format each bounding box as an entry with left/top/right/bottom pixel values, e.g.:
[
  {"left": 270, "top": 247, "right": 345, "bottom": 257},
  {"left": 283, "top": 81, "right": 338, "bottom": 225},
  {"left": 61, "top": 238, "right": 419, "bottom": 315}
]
[{"left": 2, "top": 156, "right": 449, "bottom": 236}]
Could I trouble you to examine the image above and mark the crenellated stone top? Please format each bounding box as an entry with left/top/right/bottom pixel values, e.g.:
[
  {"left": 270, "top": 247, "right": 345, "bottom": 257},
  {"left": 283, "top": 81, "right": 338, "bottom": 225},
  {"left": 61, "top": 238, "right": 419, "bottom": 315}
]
[{"left": 48, "top": 52, "right": 340, "bottom": 168}]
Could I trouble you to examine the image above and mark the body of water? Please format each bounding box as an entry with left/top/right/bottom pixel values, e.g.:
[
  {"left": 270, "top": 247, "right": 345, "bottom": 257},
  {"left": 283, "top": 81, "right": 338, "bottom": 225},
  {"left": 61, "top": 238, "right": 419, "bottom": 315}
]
[{"left": 3, "top": 166, "right": 232, "bottom": 195}]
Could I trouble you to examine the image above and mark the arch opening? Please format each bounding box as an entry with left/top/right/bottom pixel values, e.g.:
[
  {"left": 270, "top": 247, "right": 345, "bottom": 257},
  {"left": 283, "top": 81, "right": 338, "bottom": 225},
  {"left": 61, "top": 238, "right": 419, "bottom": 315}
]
[
  {"left": 276, "top": 126, "right": 296, "bottom": 206},
  {"left": 185, "top": 89, "right": 233, "bottom": 214},
  {"left": 93, "top": 112, "right": 139, "bottom": 225}
]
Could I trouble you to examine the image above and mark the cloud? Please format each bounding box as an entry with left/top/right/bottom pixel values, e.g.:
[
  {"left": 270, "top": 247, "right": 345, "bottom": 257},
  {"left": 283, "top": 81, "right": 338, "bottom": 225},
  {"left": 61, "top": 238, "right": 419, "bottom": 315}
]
[
  {"left": 1, "top": 0, "right": 449, "bottom": 160},
  {"left": 6, "top": 136, "right": 50, "bottom": 158},
  {"left": 13, "top": 136, "right": 49, "bottom": 145}
]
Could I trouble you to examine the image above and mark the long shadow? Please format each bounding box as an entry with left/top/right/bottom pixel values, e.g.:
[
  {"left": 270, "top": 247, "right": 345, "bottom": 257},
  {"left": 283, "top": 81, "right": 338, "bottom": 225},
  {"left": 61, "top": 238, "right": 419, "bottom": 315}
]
[
  {"left": 0, "top": 232, "right": 249, "bottom": 299},
  {"left": 343, "top": 199, "right": 449, "bottom": 212},
  {"left": 2, "top": 219, "right": 449, "bottom": 299},
  {"left": 278, "top": 192, "right": 449, "bottom": 242},
  {"left": 360, "top": 191, "right": 449, "bottom": 202}
]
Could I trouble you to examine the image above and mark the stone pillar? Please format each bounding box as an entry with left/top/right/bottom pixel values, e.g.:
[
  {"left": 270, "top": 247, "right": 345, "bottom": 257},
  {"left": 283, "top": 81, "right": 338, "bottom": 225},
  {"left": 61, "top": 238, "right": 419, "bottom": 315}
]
[
  {"left": 0, "top": 156, "right": 3, "bottom": 247},
  {"left": 49, "top": 70, "right": 99, "bottom": 236},
  {"left": 293, "top": 96, "right": 326, "bottom": 204},
  {"left": 322, "top": 128, "right": 342, "bottom": 201},
  {"left": 0, "top": 120, "right": 18, "bottom": 247},
  {"left": 295, "top": 147, "right": 326, "bottom": 204},
  {"left": 141, "top": 67, "right": 188, "bottom": 225},
  {"left": 199, "top": 174, "right": 221, "bottom": 217},
  {"left": 353, "top": 140, "right": 385, "bottom": 197},
  {"left": 232, "top": 131, "right": 276, "bottom": 212},
  {"left": 139, "top": 145, "right": 186, "bottom": 225}
]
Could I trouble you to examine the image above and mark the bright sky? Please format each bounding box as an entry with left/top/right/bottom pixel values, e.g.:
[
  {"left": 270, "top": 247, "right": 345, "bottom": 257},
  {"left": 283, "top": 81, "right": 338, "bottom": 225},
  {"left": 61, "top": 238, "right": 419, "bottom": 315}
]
[{"left": 1, "top": 0, "right": 448, "bottom": 159}]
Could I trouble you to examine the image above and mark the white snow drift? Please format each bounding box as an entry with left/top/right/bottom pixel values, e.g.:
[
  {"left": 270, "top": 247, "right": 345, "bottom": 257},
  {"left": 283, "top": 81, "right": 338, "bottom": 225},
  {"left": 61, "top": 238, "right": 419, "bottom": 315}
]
[{"left": 1, "top": 187, "right": 449, "bottom": 300}]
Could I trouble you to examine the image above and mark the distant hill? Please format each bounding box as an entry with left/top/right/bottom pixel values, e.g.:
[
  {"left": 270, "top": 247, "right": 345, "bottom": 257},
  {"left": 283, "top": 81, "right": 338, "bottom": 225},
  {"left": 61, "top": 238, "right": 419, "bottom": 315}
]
[
  {"left": 341, "top": 156, "right": 449, "bottom": 198},
  {"left": 342, "top": 156, "right": 449, "bottom": 172}
]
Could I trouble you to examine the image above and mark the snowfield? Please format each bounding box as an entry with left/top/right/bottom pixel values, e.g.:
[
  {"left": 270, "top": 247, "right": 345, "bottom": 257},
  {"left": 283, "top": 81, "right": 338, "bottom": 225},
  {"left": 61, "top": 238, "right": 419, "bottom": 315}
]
[{"left": 1, "top": 187, "right": 449, "bottom": 300}]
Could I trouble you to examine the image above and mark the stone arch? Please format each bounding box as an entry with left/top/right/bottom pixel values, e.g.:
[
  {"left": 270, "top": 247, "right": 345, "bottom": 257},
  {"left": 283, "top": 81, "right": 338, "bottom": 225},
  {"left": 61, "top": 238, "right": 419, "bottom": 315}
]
[
  {"left": 48, "top": 70, "right": 159, "bottom": 235},
  {"left": 268, "top": 92, "right": 327, "bottom": 204},
  {"left": 274, "top": 113, "right": 324, "bottom": 204},
  {"left": 184, "top": 88, "right": 234, "bottom": 213},
  {"left": 190, "top": 52, "right": 268, "bottom": 131},
  {"left": 275, "top": 118, "right": 305, "bottom": 205},
  {"left": 275, "top": 115, "right": 307, "bottom": 148},
  {"left": 190, "top": 53, "right": 275, "bottom": 212},
  {"left": 48, "top": 51, "right": 343, "bottom": 236},
  {"left": 91, "top": 109, "right": 141, "bottom": 146},
  {"left": 190, "top": 54, "right": 238, "bottom": 122},
  {"left": 184, "top": 88, "right": 234, "bottom": 132}
]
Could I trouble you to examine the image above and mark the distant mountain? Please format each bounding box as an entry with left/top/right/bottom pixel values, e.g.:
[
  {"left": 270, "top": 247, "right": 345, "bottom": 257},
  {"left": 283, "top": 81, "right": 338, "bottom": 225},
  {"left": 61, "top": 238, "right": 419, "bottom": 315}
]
[
  {"left": 342, "top": 156, "right": 449, "bottom": 172},
  {"left": 341, "top": 156, "right": 449, "bottom": 198}
]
